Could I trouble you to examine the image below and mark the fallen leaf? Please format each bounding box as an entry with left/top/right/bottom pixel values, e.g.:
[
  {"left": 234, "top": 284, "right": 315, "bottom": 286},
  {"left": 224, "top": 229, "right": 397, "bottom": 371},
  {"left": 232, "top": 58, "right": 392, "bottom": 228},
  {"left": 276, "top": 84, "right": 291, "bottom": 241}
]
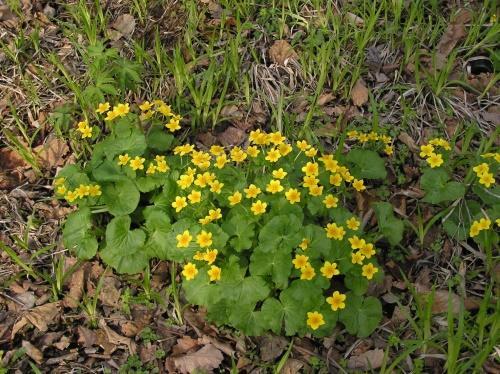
[
  {"left": 435, "top": 9, "right": 472, "bottom": 69},
  {"left": 14, "top": 292, "right": 36, "bottom": 310},
  {"left": 345, "top": 12, "right": 364, "bottom": 26},
  {"left": 11, "top": 302, "right": 60, "bottom": 338},
  {"left": 200, "top": 335, "right": 235, "bottom": 357},
  {"left": 421, "top": 290, "right": 481, "bottom": 314},
  {"left": 111, "top": 14, "right": 136, "bottom": 38},
  {"left": 217, "top": 126, "right": 246, "bottom": 147},
  {"left": 220, "top": 105, "right": 244, "bottom": 120},
  {"left": 398, "top": 132, "right": 418, "bottom": 152},
  {"left": 317, "top": 92, "right": 335, "bottom": 106},
  {"left": 259, "top": 335, "right": 288, "bottom": 362},
  {"left": 99, "top": 319, "right": 136, "bottom": 355},
  {"left": 351, "top": 79, "right": 369, "bottom": 107},
  {"left": 348, "top": 349, "right": 384, "bottom": 370},
  {"left": 62, "top": 266, "right": 84, "bottom": 309},
  {"left": 77, "top": 326, "right": 97, "bottom": 348},
  {"left": 139, "top": 343, "right": 157, "bottom": 363},
  {"left": 281, "top": 358, "right": 304, "bottom": 374},
  {"left": 269, "top": 40, "right": 298, "bottom": 66},
  {"left": 173, "top": 343, "right": 224, "bottom": 373},
  {"left": 34, "top": 136, "right": 69, "bottom": 169},
  {"left": 22, "top": 341, "right": 43, "bottom": 364},
  {"left": 172, "top": 336, "right": 199, "bottom": 355},
  {"left": 53, "top": 335, "right": 71, "bottom": 350},
  {"left": 99, "top": 276, "right": 121, "bottom": 308}
]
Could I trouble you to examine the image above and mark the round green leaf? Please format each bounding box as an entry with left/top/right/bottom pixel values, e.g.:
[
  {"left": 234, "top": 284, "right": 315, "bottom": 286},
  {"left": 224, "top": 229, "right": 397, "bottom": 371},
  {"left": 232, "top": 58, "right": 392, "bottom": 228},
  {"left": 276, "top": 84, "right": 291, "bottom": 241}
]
[{"left": 102, "top": 178, "right": 140, "bottom": 216}]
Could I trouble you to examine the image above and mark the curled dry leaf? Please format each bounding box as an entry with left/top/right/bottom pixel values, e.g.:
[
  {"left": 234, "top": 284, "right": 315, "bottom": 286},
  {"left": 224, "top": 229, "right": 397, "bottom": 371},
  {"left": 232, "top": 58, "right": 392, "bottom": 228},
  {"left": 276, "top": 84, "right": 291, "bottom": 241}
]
[
  {"left": 420, "top": 290, "right": 481, "bottom": 314},
  {"left": 398, "top": 132, "right": 418, "bottom": 152},
  {"left": 281, "top": 358, "right": 305, "bottom": 374},
  {"left": 173, "top": 343, "right": 224, "bottom": 374},
  {"left": 351, "top": 79, "right": 369, "bottom": 107},
  {"left": 62, "top": 266, "right": 85, "bottom": 309},
  {"left": 259, "top": 335, "right": 288, "bottom": 362},
  {"left": 22, "top": 340, "right": 43, "bottom": 364},
  {"left": 269, "top": 40, "right": 298, "bottom": 66},
  {"left": 217, "top": 126, "right": 246, "bottom": 147},
  {"left": 172, "top": 336, "right": 199, "bottom": 355},
  {"left": 434, "top": 9, "right": 472, "bottom": 69},
  {"left": 34, "top": 136, "right": 70, "bottom": 170},
  {"left": 98, "top": 319, "right": 136, "bottom": 355},
  {"left": 11, "top": 302, "right": 60, "bottom": 338},
  {"left": 348, "top": 348, "right": 384, "bottom": 370},
  {"left": 111, "top": 14, "right": 136, "bottom": 39}
]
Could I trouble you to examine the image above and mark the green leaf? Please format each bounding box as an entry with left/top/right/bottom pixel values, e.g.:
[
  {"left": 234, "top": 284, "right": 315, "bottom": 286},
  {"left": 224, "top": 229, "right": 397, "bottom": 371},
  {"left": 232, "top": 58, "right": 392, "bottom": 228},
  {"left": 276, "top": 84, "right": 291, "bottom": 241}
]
[
  {"left": 100, "top": 216, "right": 148, "bottom": 274},
  {"left": 257, "top": 298, "right": 284, "bottom": 334},
  {"left": 345, "top": 149, "right": 387, "bottom": 179},
  {"left": 222, "top": 214, "right": 255, "bottom": 252},
  {"left": 339, "top": 295, "right": 382, "bottom": 337},
  {"left": 56, "top": 164, "right": 90, "bottom": 190},
  {"left": 143, "top": 207, "right": 172, "bottom": 258},
  {"left": 62, "top": 207, "right": 98, "bottom": 259},
  {"left": 91, "top": 159, "right": 125, "bottom": 183},
  {"left": 258, "top": 214, "right": 302, "bottom": 252},
  {"left": 183, "top": 268, "right": 220, "bottom": 306},
  {"left": 94, "top": 121, "right": 146, "bottom": 160},
  {"left": 204, "top": 223, "right": 229, "bottom": 250},
  {"left": 302, "top": 225, "right": 331, "bottom": 259},
  {"left": 102, "top": 178, "right": 140, "bottom": 216},
  {"left": 146, "top": 127, "right": 174, "bottom": 151},
  {"left": 443, "top": 200, "right": 482, "bottom": 240},
  {"left": 344, "top": 272, "right": 369, "bottom": 295},
  {"left": 472, "top": 184, "right": 500, "bottom": 206},
  {"left": 420, "top": 169, "right": 465, "bottom": 204},
  {"left": 280, "top": 280, "right": 323, "bottom": 335},
  {"left": 373, "top": 202, "right": 404, "bottom": 246},
  {"left": 157, "top": 219, "right": 200, "bottom": 261},
  {"left": 249, "top": 245, "right": 292, "bottom": 289}
]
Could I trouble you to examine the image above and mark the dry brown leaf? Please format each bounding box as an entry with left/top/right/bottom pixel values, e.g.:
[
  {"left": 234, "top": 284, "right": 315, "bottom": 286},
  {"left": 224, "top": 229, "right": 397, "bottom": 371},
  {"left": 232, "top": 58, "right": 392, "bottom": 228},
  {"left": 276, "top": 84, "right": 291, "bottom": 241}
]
[
  {"left": 348, "top": 349, "right": 384, "bottom": 370},
  {"left": 422, "top": 290, "right": 481, "bottom": 314},
  {"left": 435, "top": 9, "right": 472, "bottom": 69},
  {"left": 172, "top": 336, "right": 199, "bottom": 355},
  {"left": 34, "top": 136, "right": 69, "bottom": 169},
  {"left": 280, "top": 358, "right": 304, "bottom": 374},
  {"left": 22, "top": 341, "right": 43, "bottom": 364},
  {"left": 111, "top": 14, "right": 136, "bottom": 38},
  {"left": 173, "top": 343, "right": 224, "bottom": 373},
  {"left": 269, "top": 40, "right": 298, "bottom": 66},
  {"left": 77, "top": 326, "right": 97, "bottom": 348},
  {"left": 199, "top": 335, "right": 235, "bottom": 357},
  {"left": 345, "top": 12, "right": 364, "bottom": 26},
  {"left": 317, "top": 92, "right": 335, "bottom": 106},
  {"left": 11, "top": 302, "right": 60, "bottom": 338},
  {"left": 217, "top": 126, "right": 246, "bottom": 147},
  {"left": 351, "top": 79, "right": 369, "bottom": 107},
  {"left": 259, "top": 335, "right": 288, "bottom": 362},
  {"left": 398, "top": 132, "right": 418, "bottom": 152},
  {"left": 99, "top": 319, "right": 136, "bottom": 355},
  {"left": 62, "top": 266, "right": 84, "bottom": 309},
  {"left": 99, "top": 276, "right": 121, "bottom": 307},
  {"left": 53, "top": 335, "right": 71, "bottom": 350}
]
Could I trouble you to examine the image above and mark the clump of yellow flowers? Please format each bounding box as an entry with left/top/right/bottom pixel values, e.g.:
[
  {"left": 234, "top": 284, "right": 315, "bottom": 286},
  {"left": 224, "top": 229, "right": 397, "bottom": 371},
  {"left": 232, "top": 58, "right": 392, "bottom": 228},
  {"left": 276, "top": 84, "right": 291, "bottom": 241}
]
[
  {"left": 419, "top": 137, "right": 451, "bottom": 168},
  {"left": 54, "top": 177, "right": 101, "bottom": 202},
  {"left": 347, "top": 130, "right": 394, "bottom": 156}
]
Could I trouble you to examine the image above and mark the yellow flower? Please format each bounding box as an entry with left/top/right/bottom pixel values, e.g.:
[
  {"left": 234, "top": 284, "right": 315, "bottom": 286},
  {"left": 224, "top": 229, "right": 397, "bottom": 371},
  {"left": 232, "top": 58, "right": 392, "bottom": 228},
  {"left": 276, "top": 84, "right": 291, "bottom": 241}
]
[
  {"left": 215, "top": 154, "right": 229, "bottom": 169},
  {"left": 244, "top": 184, "right": 261, "bottom": 199},
  {"left": 208, "top": 208, "right": 222, "bottom": 221},
  {"left": 384, "top": 145, "right": 394, "bottom": 156},
  {"left": 191, "top": 151, "right": 211, "bottom": 169},
  {"left": 266, "top": 179, "right": 284, "bottom": 194},
  {"left": 348, "top": 236, "right": 366, "bottom": 250},
  {"left": 368, "top": 131, "right": 379, "bottom": 141},
  {"left": 129, "top": 156, "right": 145, "bottom": 170},
  {"left": 230, "top": 147, "right": 247, "bottom": 163},
  {"left": 473, "top": 163, "right": 489, "bottom": 176},
  {"left": 323, "top": 159, "right": 339, "bottom": 173},
  {"left": 140, "top": 111, "right": 154, "bottom": 121},
  {"left": 174, "top": 144, "right": 194, "bottom": 156},
  {"left": 269, "top": 131, "right": 285, "bottom": 145},
  {"left": 188, "top": 190, "right": 202, "bottom": 204},
  {"left": 246, "top": 145, "right": 260, "bottom": 158},
  {"left": 272, "top": 168, "right": 287, "bottom": 179},
  {"left": 113, "top": 103, "right": 130, "bottom": 117},
  {"left": 320, "top": 261, "right": 340, "bottom": 279},
  {"left": 358, "top": 133, "right": 369, "bottom": 143},
  {"left": 352, "top": 179, "right": 366, "bottom": 192},
  {"left": 296, "top": 140, "right": 310, "bottom": 151},
  {"left": 351, "top": 251, "right": 365, "bottom": 265},
  {"left": 203, "top": 249, "right": 218, "bottom": 264},
  {"left": 199, "top": 216, "right": 212, "bottom": 225},
  {"left": 305, "top": 147, "right": 317, "bottom": 157},
  {"left": 80, "top": 126, "right": 93, "bottom": 138},
  {"left": 209, "top": 180, "right": 224, "bottom": 194},
  {"left": 54, "top": 177, "right": 65, "bottom": 186},
  {"left": 303, "top": 175, "right": 319, "bottom": 188},
  {"left": 176, "top": 230, "right": 192, "bottom": 248},
  {"left": 347, "top": 130, "right": 359, "bottom": 139},
  {"left": 193, "top": 251, "right": 205, "bottom": 260},
  {"left": 426, "top": 153, "right": 443, "bottom": 168},
  {"left": 140, "top": 101, "right": 154, "bottom": 111},
  {"left": 302, "top": 162, "right": 319, "bottom": 176},
  {"left": 380, "top": 135, "right": 392, "bottom": 144},
  {"left": 326, "top": 291, "right": 346, "bottom": 311},
  {"left": 158, "top": 103, "right": 172, "bottom": 116},
  {"left": 194, "top": 173, "right": 211, "bottom": 188},
  {"left": 298, "top": 238, "right": 309, "bottom": 250},
  {"left": 156, "top": 160, "right": 169, "bottom": 173},
  {"left": 177, "top": 174, "right": 195, "bottom": 189},
  {"left": 210, "top": 145, "right": 224, "bottom": 156},
  {"left": 197, "top": 231, "right": 213, "bottom": 248},
  {"left": 182, "top": 262, "right": 198, "bottom": 280},
  {"left": 88, "top": 184, "right": 102, "bottom": 197},
  {"left": 165, "top": 116, "right": 181, "bottom": 132},
  {"left": 96, "top": 102, "right": 110, "bottom": 114},
  {"left": 251, "top": 200, "right": 267, "bottom": 215},
  {"left": 278, "top": 143, "right": 293, "bottom": 156},
  {"left": 329, "top": 173, "right": 342, "bottom": 186},
  {"left": 340, "top": 167, "right": 354, "bottom": 182},
  {"left": 65, "top": 190, "right": 78, "bottom": 202},
  {"left": 300, "top": 263, "right": 316, "bottom": 280},
  {"left": 362, "top": 263, "right": 378, "bottom": 280},
  {"left": 359, "top": 243, "right": 376, "bottom": 259},
  {"left": 469, "top": 222, "right": 481, "bottom": 237},
  {"left": 265, "top": 148, "right": 281, "bottom": 163},
  {"left": 478, "top": 172, "right": 495, "bottom": 188},
  {"left": 306, "top": 311, "right": 325, "bottom": 330},
  {"left": 75, "top": 184, "right": 90, "bottom": 198},
  {"left": 146, "top": 163, "right": 157, "bottom": 175},
  {"left": 292, "top": 254, "right": 309, "bottom": 269},
  {"left": 308, "top": 185, "right": 323, "bottom": 196},
  {"left": 285, "top": 188, "right": 301, "bottom": 204},
  {"left": 208, "top": 265, "right": 221, "bottom": 281},
  {"left": 171, "top": 196, "right": 187, "bottom": 212},
  {"left": 430, "top": 138, "right": 451, "bottom": 150},
  {"left": 56, "top": 185, "right": 67, "bottom": 195},
  {"left": 323, "top": 194, "right": 338, "bottom": 208},
  {"left": 77, "top": 120, "right": 88, "bottom": 130},
  {"left": 228, "top": 191, "right": 243, "bottom": 206},
  {"left": 325, "top": 223, "right": 345, "bottom": 240},
  {"left": 478, "top": 218, "right": 491, "bottom": 231},
  {"left": 104, "top": 110, "right": 118, "bottom": 121},
  {"left": 346, "top": 217, "right": 360, "bottom": 230}
]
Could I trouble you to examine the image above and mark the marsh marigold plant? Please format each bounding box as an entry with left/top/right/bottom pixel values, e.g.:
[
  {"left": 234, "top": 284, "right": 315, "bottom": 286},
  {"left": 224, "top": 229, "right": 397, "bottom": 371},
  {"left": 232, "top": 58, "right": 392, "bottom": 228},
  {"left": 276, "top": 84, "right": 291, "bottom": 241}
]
[{"left": 56, "top": 100, "right": 392, "bottom": 338}]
